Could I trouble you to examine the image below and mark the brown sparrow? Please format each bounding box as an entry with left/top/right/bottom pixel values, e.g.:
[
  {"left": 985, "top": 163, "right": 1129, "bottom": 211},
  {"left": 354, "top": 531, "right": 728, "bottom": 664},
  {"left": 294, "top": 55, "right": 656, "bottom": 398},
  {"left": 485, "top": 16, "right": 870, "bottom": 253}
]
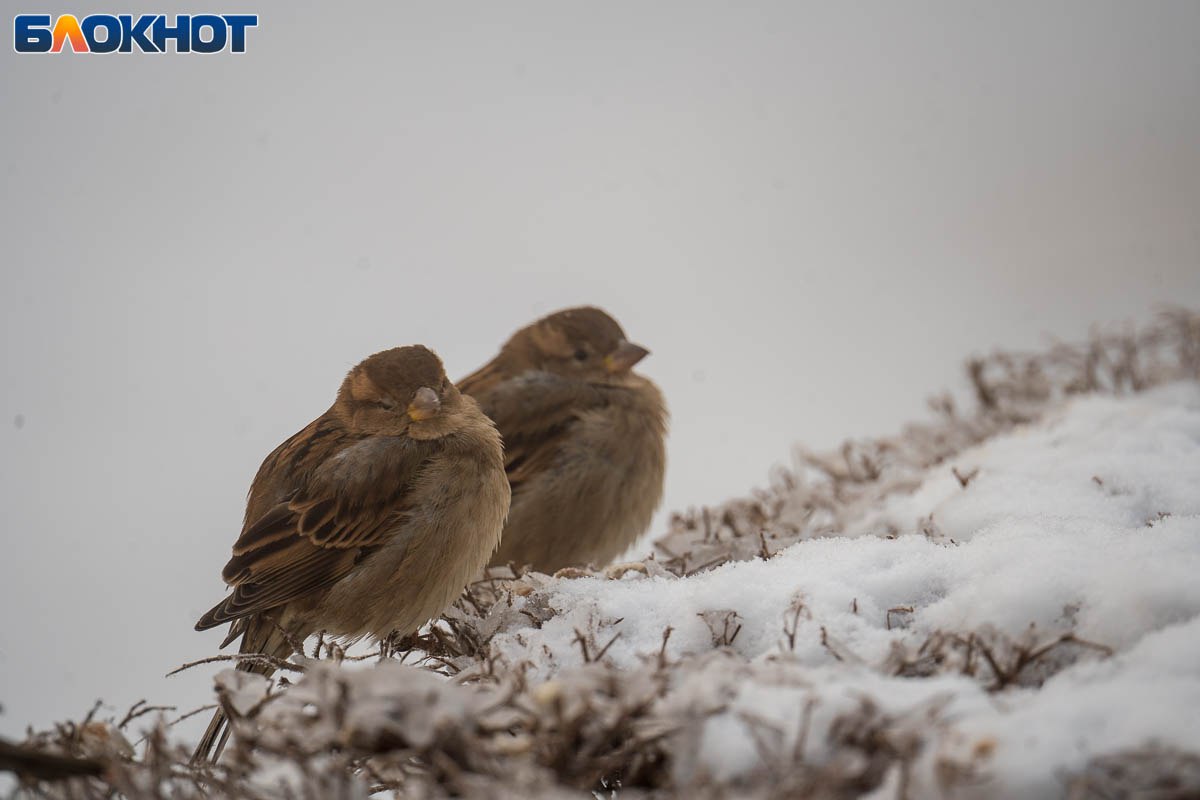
[
  {"left": 192, "top": 345, "right": 509, "bottom": 762},
  {"left": 459, "top": 307, "right": 667, "bottom": 573}
]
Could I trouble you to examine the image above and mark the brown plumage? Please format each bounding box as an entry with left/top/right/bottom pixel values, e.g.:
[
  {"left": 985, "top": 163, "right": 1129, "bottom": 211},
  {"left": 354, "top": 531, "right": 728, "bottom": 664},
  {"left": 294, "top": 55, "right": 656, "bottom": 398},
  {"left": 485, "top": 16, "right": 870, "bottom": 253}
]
[
  {"left": 460, "top": 307, "right": 667, "bottom": 573},
  {"left": 192, "top": 346, "right": 509, "bottom": 762}
]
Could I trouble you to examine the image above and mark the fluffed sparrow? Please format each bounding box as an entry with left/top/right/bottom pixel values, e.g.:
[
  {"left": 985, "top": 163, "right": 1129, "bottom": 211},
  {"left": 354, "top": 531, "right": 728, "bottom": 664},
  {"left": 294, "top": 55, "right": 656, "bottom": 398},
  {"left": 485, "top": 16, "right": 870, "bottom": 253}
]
[
  {"left": 459, "top": 307, "right": 666, "bottom": 573},
  {"left": 192, "top": 345, "right": 509, "bottom": 761}
]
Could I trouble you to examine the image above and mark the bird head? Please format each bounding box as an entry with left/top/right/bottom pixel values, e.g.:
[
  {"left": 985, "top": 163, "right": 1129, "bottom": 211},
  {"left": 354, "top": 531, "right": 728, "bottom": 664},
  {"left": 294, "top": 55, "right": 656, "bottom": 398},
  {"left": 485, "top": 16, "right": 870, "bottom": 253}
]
[
  {"left": 337, "top": 345, "right": 462, "bottom": 435},
  {"left": 502, "top": 306, "right": 651, "bottom": 385}
]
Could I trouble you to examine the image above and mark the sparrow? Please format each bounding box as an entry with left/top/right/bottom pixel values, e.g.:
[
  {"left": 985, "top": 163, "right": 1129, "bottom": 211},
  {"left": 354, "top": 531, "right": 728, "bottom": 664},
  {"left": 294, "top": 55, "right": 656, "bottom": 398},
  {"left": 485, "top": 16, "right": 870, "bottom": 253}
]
[
  {"left": 459, "top": 307, "right": 667, "bottom": 574},
  {"left": 192, "top": 345, "right": 509, "bottom": 762}
]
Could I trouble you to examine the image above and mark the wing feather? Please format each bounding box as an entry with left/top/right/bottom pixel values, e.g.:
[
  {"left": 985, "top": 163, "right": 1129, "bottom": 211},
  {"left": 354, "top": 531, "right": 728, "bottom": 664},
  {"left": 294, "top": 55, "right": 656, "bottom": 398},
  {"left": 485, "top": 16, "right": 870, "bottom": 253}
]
[
  {"left": 196, "top": 418, "right": 434, "bottom": 632},
  {"left": 460, "top": 369, "right": 609, "bottom": 499}
]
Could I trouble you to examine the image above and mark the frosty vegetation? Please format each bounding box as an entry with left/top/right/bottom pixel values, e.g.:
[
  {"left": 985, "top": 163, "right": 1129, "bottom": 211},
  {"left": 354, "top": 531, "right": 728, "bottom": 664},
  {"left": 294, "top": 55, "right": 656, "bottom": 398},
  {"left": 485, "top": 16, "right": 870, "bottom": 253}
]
[{"left": 6, "top": 310, "right": 1200, "bottom": 799}]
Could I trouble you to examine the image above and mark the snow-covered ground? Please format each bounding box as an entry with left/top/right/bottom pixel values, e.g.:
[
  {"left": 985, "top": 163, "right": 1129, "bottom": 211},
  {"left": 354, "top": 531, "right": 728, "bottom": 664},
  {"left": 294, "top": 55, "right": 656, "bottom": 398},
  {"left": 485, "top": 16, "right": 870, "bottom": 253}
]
[{"left": 483, "top": 382, "right": 1200, "bottom": 796}]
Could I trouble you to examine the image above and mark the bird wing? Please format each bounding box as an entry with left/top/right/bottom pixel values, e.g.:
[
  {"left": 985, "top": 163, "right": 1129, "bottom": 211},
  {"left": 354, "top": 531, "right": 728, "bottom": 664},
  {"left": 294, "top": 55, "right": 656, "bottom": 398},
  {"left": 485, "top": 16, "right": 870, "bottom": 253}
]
[
  {"left": 195, "top": 424, "right": 435, "bottom": 631},
  {"left": 462, "top": 371, "right": 608, "bottom": 499},
  {"left": 457, "top": 358, "right": 508, "bottom": 399}
]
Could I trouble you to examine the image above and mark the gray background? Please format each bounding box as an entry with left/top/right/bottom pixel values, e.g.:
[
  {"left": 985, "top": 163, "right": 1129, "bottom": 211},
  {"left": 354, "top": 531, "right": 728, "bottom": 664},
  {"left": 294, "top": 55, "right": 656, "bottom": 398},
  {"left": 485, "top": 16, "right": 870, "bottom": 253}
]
[{"left": 2, "top": 1, "right": 1198, "bottom": 740}]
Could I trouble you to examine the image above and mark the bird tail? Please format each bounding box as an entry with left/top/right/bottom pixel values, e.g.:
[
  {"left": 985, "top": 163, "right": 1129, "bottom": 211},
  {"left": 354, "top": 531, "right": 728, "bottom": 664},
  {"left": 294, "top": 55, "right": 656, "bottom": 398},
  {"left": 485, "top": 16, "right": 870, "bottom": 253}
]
[
  {"left": 192, "top": 705, "right": 231, "bottom": 766},
  {"left": 191, "top": 615, "right": 297, "bottom": 765}
]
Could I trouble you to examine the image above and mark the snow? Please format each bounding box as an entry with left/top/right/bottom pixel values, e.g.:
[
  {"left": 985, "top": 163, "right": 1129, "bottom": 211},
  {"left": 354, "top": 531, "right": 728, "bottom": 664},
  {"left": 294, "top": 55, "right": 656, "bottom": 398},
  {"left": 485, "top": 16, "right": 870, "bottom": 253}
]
[{"left": 477, "top": 382, "right": 1200, "bottom": 796}]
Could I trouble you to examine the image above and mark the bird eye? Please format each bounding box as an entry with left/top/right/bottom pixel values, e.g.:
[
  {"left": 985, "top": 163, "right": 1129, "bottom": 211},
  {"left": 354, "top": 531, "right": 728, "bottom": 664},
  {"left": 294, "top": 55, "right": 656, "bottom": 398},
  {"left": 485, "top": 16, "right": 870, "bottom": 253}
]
[
  {"left": 376, "top": 398, "right": 396, "bottom": 410},
  {"left": 573, "top": 349, "right": 588, "bottom": 361}
]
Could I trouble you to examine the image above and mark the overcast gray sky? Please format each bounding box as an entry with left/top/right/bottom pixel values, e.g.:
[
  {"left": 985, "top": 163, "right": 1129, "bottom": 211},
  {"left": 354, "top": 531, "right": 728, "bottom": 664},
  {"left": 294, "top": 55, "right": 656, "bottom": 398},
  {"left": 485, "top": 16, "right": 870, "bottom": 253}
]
[{"left": 2, "top": 1, "right": 1198, "bottom": 741}]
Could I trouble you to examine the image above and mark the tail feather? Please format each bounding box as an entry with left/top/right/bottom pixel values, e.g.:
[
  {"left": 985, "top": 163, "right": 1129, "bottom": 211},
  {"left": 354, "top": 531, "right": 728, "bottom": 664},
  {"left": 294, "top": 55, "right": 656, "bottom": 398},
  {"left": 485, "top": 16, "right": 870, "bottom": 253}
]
[
  {"left": 192, "top": 707, "right": 231, "bottom": 765},
  {"left": 191, "top": 615, "right": 298, "bottom": 764}
]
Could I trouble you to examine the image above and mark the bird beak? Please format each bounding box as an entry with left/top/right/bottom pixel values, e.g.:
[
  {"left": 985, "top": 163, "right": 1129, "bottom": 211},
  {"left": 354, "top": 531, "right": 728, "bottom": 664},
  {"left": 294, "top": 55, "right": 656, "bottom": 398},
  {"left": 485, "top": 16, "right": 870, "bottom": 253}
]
[
  {"left": 605, "top": 340, "right": 650, "bottom": 373},
  {"left": 407, "top": 387, "right": 441, "bottom": 421}
]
